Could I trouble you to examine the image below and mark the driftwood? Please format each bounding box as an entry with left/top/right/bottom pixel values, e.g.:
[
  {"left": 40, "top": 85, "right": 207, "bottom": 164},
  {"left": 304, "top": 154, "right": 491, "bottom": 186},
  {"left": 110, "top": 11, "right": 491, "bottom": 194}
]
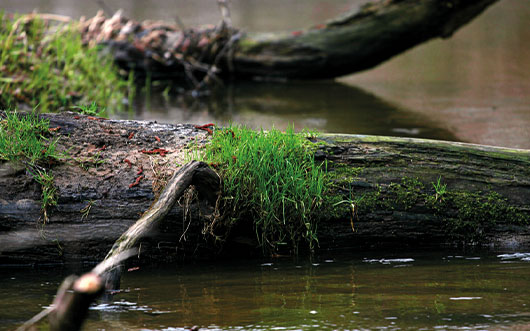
[
  {"left": 0, "top": 112, "right": 529, "bottom": 266},
  {"left": 16, "top": 160, "right": 219, "bottom": 331},
  {"left": 101, "top": 160, "right": 219, "bottom": 268},
  {"left": 98, "top": 160, "right": 219, "bottom": 290},
  {"left": 78, "top": 0, "right": 498, "bottom": 83},
  {"left": 47, "top": 273, "right": 104, "bottom": 331}
]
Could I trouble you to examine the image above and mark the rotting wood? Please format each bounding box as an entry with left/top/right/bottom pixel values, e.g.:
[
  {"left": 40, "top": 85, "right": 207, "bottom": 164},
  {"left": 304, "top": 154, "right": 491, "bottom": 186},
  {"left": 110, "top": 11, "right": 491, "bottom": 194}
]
[{"left": 0, "top": 112, "right": 529, "bottom": 266}]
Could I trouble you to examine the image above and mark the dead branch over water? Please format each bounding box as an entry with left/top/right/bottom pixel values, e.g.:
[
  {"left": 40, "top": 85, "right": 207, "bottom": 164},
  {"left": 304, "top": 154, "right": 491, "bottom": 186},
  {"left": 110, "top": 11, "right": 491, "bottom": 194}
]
[
  {"left": 17, "top": 160, "right": 220, "bottom": 331},
  {"left": 76, "top": 0, "right": 498, "bottom": 85}
]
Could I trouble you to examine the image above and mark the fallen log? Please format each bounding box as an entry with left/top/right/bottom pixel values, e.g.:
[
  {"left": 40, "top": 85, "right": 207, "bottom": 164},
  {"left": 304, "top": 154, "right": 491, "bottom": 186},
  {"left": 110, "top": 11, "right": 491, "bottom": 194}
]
[
  {"left": 78, "top": 0, "right": 498, "bottom": 82},
  {"left": 231, "top": 0, "right": 499, "bottom": 79},
  {"left": 0, "top": 112, "right": 529, "bottom": 265},
  {"left": 0, "top": 112, "right": 217, "bottom": 264}
]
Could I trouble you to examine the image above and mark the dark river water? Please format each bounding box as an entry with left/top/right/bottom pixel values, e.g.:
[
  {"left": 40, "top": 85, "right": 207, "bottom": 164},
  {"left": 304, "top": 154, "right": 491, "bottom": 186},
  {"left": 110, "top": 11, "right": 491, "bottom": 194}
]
[
  {"left": 3, "top": 0, "right": 530, "bottom": 148},
  {"left": 2, "top": 251, "right": 530, "bottom": 330}
]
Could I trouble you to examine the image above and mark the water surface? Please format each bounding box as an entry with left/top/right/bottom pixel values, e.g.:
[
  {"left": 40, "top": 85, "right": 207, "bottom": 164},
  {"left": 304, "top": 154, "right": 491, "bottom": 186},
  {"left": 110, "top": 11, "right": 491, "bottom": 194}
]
[{"left": 2, "top": 251, "right": 530, "bottom": 330}]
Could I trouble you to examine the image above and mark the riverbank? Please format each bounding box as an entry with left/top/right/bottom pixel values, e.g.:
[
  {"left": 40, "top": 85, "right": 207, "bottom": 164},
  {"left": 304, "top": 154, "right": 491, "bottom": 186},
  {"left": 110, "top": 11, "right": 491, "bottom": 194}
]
[{"left": 0, "top": 112, "right": 528, "bottom": 266}]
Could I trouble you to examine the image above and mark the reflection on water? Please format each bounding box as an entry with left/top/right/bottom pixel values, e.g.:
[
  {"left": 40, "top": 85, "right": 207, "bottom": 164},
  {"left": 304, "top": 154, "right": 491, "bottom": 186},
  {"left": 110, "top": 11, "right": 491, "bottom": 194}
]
[
  {"left": 123, "top": 81, "right": 459, "bottom": 141},
  {"left": 2, "top": 251, "right": 530, "bottom": 330},
  {"left": 4, "top": 0, "right": 530, "bottom": 148}
]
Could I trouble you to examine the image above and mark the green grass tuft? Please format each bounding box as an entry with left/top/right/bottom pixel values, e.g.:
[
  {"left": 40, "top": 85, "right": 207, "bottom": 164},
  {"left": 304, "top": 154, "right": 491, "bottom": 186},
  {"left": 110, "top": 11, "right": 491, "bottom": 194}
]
[
  {"left": 1, "top": 111, "right": 60, "bottom": 221},
  {"left": 192, "top": 125, "right": 327, "bottom": 254},
  {"left": 72, "top": 101, "right": 106, "bottom": 117},
  {"left": 34, "top": 169, "right": 57, "bottom": 222},
  {"left": 0, "top": 111, "right": 58, "bottom": 165}
]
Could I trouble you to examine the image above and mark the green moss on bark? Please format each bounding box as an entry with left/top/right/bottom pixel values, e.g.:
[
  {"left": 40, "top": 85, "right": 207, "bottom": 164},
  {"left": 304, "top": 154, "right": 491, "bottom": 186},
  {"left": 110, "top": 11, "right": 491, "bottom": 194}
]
[{"left": 323, "top": 167, "right": 528, "bottom": 242}]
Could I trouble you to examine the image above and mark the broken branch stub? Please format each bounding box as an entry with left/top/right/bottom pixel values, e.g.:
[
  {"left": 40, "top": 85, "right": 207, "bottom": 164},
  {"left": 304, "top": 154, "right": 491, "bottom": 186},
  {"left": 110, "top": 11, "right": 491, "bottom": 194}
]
[{"left": 48, "top": 273, "right": 104, "bottom": 331}]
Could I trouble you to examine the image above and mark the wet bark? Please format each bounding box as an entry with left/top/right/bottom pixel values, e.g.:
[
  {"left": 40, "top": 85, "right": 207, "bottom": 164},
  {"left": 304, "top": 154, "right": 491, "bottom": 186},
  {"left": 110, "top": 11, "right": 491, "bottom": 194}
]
[
  {"left": 0, "top": 113, "right": 528, "bottom": 265},
  {"left": 0, "top": 112, "right": 216, "bottom": 265}
]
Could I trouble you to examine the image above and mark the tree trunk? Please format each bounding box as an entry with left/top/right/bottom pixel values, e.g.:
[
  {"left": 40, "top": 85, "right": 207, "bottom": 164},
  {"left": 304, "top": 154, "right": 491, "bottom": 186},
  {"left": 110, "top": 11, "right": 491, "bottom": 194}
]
[{"left": 0, "top": 113, "right": 528, "bottom": 265}]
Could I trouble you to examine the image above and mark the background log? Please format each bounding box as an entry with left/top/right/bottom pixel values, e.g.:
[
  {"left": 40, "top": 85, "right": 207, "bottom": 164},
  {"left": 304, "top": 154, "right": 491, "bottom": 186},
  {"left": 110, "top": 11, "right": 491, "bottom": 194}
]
[
  {"left": 0, "top": 113, "right": 528, "bottom": 265},
  {"left": 87, "top": 0, "right": 498, "bottom": 81},
  {"left": 231, "top": 0, "right": 499, "bottom": 79}
]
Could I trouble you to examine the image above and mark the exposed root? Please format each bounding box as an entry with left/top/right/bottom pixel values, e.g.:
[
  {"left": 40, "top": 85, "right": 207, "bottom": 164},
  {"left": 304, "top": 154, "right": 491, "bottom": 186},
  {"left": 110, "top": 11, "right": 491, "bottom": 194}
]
[{"left": 179, "top": 186, "right": 198, "bottom": 243}]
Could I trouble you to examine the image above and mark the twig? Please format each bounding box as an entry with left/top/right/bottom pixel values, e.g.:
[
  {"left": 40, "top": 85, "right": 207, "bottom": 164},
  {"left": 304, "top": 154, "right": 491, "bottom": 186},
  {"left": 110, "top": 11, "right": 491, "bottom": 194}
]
[{"left": 174, "top": 15, "right": 187, "bottom": 31}]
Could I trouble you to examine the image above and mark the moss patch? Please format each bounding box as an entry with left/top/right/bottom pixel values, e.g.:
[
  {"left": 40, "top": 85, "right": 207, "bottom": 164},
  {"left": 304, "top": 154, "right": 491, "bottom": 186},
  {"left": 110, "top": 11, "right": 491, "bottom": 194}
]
[
  {"left": 432, "top": 191, "right": 526, "bottom": 241},
  {"left": 324, "top": 167, "right": 528, "bottom": 242}
]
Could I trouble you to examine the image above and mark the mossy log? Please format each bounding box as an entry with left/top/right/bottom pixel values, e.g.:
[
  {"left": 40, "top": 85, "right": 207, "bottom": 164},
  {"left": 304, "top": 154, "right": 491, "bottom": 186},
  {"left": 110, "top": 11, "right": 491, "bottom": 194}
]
[
  {"left": 0, "top": 112, "right": 528, "bottom": 265},
  {"left": 88, "top": 0, "right": 498, "bottom": 81},
  {"left": 316, "top": 134, "right": 530, "bottom": 250}
]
